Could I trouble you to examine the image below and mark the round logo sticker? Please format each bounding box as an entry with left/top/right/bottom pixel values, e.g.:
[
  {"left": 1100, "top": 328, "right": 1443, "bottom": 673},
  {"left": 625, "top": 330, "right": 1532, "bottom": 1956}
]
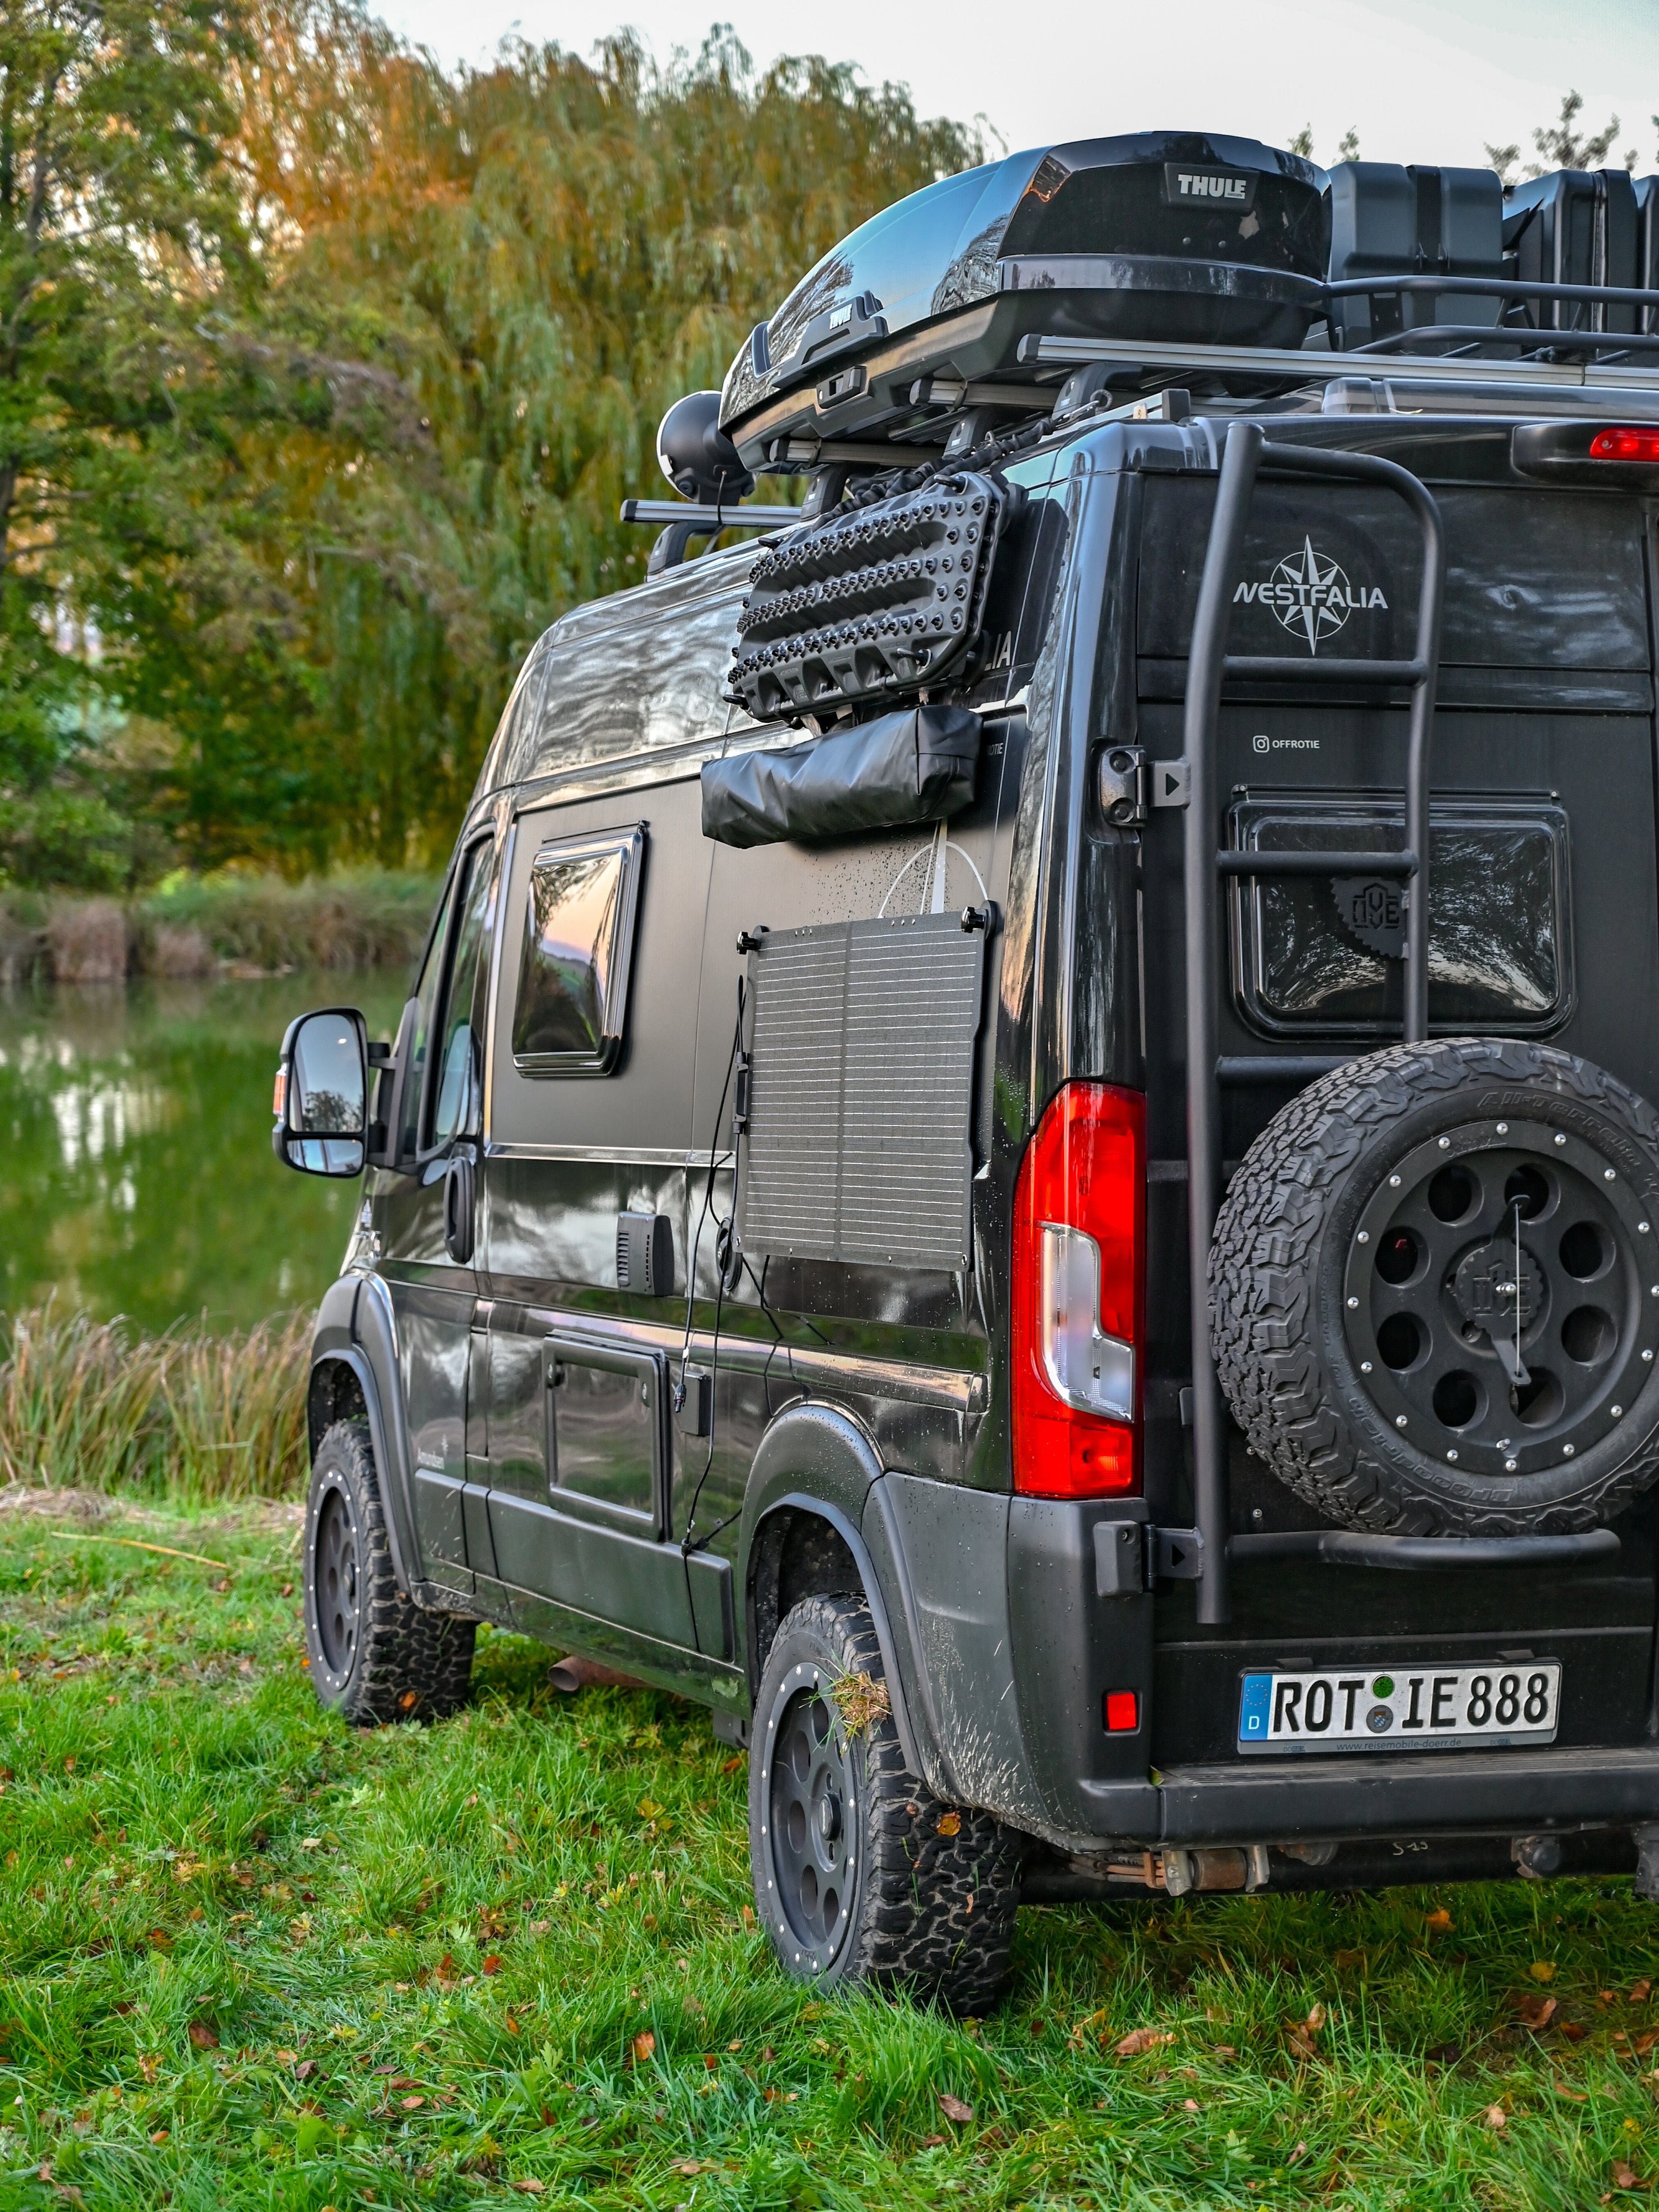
[{"left": 1366, "top": 1704, "right": 1394, "bottom": 1734}]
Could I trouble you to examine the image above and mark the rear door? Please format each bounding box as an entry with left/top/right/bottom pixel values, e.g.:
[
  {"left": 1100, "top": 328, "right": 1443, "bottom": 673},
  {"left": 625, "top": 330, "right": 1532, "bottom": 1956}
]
[{"left": 1131, "top": 465, "right": 1659, "bottom": 1766}]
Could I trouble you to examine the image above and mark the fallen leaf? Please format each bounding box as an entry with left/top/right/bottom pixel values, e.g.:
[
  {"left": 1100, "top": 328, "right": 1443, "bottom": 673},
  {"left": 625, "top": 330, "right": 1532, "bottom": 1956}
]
[
  {"left": 1614, "top": 2163, "right": 1643, "bottom": 2191},
  {"left": 399, "top": 1691, "right": 418, "bottom": 1712},
  {"left": 1183, "top": 2097, "right": 1199, "bottom": 2111},
  {"left": 436, "top": 1953, "right": 457, "bottom": 1983},
  {"left": 1635, "top": 1981, "right": 1653, "bottom": 2004},
  {"left": 721, "top": 1755, "right": 744, "bottom": 1774},
  {"left": 481, "top": 1956, "right": 502, "bottom": 1976},
  {"left": 1425, "top": 1908, "right": 1455, "bottom": 1935},
  {"left": 1305, "top": 2003, "right": 1327, "bottom": 2034},
  {"left": 1290, "top": 2141, "right": 1309, "bottom": 2163},
  {"left": 1515, "top": 1994, "right": 1559, "bottom": 2031},
  {"left": 400, "top": 2095, "right": 424, "bottom": 2110},
  {"left": 1115, "top": 2028, "right": 1176, "bottom": 2057},
  {"left": 1636, "top": 2031, "right": 1659, "bottom": 2057},
  {"left": 631, "top": 2031, "right": 656, "bottom": 2065},
  {"left": 149, "top": 2130, "right": 168, "bottom": 2145},
  {"left": 1553, "top": 2078, "right": 1588, "bottom": 2102},
  {"left": 279, "top": 1583, "right": 293, "bottom": 1598},
  {"left": 922, "top": 2134, "right": 945, "bottom": 2148},
  {"left": 187, "top": 2022, "right": 218, "bottom": 2051},
  {"left": 936, "top": 1811, "right": 962, "bottom": 1838},
  {"left": 1213, "top": 2045, "right": 1236, "bottom": 2058},
  {"left": 937, "top": 2092, "right": 974, "bottom": 2125},
  {"left": 293, "top": 2060, "right": 317, "bottom": 2081},
  {"left": 512, "top": 2182, "right": 545, "bottom": 2196},
  {"left": 672, "top": 2160, "right": 714, "bottom": 2176},
  {"left": 1562, "top": 2022, "right": 1588, "bottom": 2043},
  {"left": 1530, "top": 1961, "right": 1558, "bottom": 1984},
  {"left": 1485, "top": 2105, "right": 1508, "bottom": 2130}
]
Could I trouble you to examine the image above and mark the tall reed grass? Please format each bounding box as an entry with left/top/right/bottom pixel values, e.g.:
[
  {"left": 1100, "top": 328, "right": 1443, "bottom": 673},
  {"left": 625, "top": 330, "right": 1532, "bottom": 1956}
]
[{"left": 0, "top": 1304, "right": 310, "bottom": 1502}]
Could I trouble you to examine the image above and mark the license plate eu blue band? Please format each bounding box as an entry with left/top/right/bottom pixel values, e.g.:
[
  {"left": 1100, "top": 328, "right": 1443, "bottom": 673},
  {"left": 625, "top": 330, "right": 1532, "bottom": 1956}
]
[{"left": 1238, "top": 1661, "right": 1561, "bottom": 1754}]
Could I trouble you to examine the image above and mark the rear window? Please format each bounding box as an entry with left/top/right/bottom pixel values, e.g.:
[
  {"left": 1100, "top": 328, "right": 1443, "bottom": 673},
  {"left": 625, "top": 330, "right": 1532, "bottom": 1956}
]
[
  {"left": 511, "top": 827, "right": 643, "bottom": 1076},
  {"left": 1137, "top": 481, "right": 1650, "bottom": 672}
]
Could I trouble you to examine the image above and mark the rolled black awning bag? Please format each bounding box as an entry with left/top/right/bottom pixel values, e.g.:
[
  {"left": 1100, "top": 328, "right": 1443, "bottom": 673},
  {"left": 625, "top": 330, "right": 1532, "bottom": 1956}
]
[{"left": 700, "top": 703, "right": 982, "bottom": 849}]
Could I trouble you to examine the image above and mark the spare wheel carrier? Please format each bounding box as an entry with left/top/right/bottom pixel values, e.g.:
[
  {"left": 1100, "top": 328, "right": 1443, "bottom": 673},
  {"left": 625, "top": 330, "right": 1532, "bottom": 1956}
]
[{"left": 1210, "top": 1038, "right": 1659, "bottom": 1537}]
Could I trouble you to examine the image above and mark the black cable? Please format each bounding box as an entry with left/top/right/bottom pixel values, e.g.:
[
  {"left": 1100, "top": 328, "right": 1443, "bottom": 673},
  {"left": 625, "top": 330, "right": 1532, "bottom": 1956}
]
[{"left": 678, "top": 979, "right": 748, "bottom": 1582}]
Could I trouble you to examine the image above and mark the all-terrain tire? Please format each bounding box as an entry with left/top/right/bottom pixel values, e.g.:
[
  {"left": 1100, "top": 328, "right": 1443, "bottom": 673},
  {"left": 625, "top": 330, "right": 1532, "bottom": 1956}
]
[
  {"left": 749, "top": 1592, "right": 1022, "bottom": 2015},
  {"left": 304, "top": 1418, "right": 476, "bottom": 1724},
  {"left": 1210, "top": 1038, "right": 1659, "bottom": 1536}
]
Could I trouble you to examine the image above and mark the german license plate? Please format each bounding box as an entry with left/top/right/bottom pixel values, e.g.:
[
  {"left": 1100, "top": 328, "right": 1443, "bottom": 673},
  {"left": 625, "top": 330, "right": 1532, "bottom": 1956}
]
[{"left": 1238, "top": 1661, "right": 1561, "bottom": 1754}]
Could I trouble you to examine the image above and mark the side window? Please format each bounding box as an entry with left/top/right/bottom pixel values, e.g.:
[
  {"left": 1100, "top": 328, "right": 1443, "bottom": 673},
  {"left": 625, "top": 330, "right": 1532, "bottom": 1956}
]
[
  {"left": 511, "top": 825, "right": 643, "bottom": 1076},
  {"left": 429, "top": 840, "right": 498, "bottom": 1147}
]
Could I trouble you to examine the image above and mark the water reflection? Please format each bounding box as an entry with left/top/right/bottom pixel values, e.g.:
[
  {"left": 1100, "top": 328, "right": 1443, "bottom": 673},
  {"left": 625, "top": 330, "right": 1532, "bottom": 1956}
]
[{"left": 0, "top": 972, "right": 408, "bottom": 1332}]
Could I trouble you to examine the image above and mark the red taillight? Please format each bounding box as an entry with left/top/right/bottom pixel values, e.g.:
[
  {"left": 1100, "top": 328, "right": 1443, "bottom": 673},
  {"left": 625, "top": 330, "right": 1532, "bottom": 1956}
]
[
  {"left": 1011, "top": 1082, "right": 1145, "bottom": 1499},
  {"left": 1104, "top": 1690, "right": 1140, "bottom": 1733},
  {"left": 1589, "top": 427, "right": 1659, "bottom": 463}
]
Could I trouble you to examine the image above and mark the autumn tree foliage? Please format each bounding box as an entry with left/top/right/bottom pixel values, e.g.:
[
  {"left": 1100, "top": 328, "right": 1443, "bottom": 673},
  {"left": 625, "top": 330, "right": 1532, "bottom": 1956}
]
[{"left": 0, "top": 1, "right": 982, "bottom": 881}]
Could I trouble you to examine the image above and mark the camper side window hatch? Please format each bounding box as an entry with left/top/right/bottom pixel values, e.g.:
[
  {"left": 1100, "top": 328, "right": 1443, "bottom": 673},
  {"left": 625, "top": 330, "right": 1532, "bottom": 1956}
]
[{"left": 510, "top": 825, "right": 644, "bottom": 1076}]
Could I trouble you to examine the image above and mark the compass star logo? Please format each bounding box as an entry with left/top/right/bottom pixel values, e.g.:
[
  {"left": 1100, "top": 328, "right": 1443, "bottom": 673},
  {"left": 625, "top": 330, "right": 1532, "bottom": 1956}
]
[{"left": 1234, "top": 539, "right": 1386, "bottom": 656}]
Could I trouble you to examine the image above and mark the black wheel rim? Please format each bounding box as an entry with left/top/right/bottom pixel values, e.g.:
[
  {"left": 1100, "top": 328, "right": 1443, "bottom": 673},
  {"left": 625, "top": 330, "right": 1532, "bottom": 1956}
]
[
  {"left": 314, "top": 1485, "right": 359, "bottom": 1677},
  {"left": 763, "top": 1663, "right": 857, "bottom": 1974},
  {"left": 1344, "top": 1113, "right": 1657, "bottom": 1478}
]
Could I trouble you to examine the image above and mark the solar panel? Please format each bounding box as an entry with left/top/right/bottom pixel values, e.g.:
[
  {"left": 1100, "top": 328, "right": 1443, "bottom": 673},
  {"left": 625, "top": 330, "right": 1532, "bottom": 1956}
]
[{"left": 737, "top": 912, "right": 986, "bottom": 1273}]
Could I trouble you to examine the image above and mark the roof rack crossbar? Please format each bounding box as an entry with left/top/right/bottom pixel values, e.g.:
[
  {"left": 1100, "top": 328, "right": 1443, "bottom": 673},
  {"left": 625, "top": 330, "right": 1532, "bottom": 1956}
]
[
  {"left": 1351, "top": 325, "right": 1659, "bottom": 363},
  {"left": 1326, "top": 272, "right": 1659, "bottom": 312},
  {"left": 1021, "top": 332, "right": 1659, "bottom": 392}
]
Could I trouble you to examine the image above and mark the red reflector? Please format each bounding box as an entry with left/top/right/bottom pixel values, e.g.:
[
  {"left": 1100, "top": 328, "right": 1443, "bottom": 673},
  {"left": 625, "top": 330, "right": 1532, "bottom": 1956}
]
[
  {"left": 1589, "top": 427, "right": 1659, "bottom": 463},
  {"left": 1104, "top": 1691, "right": 1139, "bottom": 1733},
  {"left": 1011, "top": 1083, "right": 1145, "bottom": 1499}
]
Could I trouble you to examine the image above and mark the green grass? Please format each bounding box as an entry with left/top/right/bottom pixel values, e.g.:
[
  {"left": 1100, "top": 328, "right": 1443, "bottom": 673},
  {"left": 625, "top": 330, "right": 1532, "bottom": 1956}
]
[{"left": 4, "top": 1502, "right": 1659, "bottom": 2210}]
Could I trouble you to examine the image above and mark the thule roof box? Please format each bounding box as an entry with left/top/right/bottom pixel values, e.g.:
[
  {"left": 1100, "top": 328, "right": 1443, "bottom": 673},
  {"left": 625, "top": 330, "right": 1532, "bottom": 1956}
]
[{"left": 718, "top": 132, "right": 1329, "bottom": 471}]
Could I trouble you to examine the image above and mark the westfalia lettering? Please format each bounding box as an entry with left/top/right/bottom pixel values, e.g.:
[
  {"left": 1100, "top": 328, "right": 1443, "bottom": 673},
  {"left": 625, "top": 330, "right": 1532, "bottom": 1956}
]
[
  {"left": 1235, "top": 579, "right": 1388, "bottom": 611},
  {"left": 1175, "top": 171, "right": 1249, "bottom": 200}
]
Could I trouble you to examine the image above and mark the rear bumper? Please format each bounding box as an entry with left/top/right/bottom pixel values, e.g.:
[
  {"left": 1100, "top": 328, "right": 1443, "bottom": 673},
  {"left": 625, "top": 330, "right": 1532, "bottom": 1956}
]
[{"left": 1149, "top": 1742, "right": 1659, "bottom": 1845}]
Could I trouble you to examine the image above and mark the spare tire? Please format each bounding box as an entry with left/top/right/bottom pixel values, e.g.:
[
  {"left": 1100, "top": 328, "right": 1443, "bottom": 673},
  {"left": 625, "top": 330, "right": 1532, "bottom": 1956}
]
[{"left": 1210, "top": 1039, "right": 1659, "bottom": 1536}]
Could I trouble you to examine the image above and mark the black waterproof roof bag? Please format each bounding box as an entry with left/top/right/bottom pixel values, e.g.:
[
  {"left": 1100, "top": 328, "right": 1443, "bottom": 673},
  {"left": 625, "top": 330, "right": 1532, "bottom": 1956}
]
[
  {"left": 701, "top": 705, "right": 982, "bottom": 849},
  {"left": 1327, "top": 163, "right": 1503, "bottom": 345},
  {"left": 1504, "top": 168, "right": 1639, "bottom": 331},
  {"left": 1637, "top": 175, "right": 1659, "bottom": 331}
]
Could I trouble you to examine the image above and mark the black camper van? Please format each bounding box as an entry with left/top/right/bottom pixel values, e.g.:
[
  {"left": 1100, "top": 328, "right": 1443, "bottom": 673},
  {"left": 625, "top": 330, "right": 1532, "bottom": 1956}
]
[{"left": 274, "top": 130, "right": 1659, "bottom": 2013}]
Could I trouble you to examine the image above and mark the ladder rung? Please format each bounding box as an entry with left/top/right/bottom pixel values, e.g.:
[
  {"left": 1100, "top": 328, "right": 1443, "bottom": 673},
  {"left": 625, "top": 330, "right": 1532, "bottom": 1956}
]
[
  {"left": 1222, "top": 654, "right": 1429, "bottom": 683},
  {"left": 1217, "top": 848, "right": 1417, "bottom": 877}
]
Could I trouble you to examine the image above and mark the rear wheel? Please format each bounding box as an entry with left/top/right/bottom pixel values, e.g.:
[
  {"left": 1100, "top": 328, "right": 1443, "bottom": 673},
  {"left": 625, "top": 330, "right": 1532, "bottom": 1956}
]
[
  {"left": 749, "top": 1592, "right": 1022, "bottom": 2014},
  {"left": 1211, "top": 1039, "right": 1659, "bottom": 1535},
  {"left": 304, "top": 1418, "right": 476, "bottom": 1724}
]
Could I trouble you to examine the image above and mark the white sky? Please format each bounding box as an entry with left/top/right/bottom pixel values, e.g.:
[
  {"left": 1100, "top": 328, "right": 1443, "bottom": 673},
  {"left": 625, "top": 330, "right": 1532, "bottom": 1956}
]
[{"left": 375, "top": 0, "right": 1659, "bottom": 175}]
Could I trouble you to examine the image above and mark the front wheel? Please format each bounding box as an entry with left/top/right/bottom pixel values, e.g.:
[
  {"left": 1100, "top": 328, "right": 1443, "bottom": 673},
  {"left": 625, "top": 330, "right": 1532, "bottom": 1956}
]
[
  {"left": 748, "top": 1592, "right": 1022, "bottom": 2014},
  {"left": 304, "top": 1418, "right": 476, "bottom": 1725}
]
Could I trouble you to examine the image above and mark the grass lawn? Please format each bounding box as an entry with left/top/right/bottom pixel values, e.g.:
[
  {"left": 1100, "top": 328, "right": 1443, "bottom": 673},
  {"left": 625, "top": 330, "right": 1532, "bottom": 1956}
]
[{"left": 3, "top": 1498, "right": 1659, "bottom": 2209}]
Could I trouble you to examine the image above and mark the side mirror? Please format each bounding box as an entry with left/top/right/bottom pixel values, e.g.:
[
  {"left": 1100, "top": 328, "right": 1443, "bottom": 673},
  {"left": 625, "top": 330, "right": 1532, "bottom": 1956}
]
[{"left": 273, "top": 1008, "right": 370, "bottom": 1177}]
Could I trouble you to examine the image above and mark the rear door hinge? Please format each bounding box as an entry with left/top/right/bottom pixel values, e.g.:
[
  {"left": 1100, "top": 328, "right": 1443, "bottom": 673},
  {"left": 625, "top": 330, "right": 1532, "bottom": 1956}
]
[{"left": 1098, "top": 744, "right": 1149, "bottom": 828}]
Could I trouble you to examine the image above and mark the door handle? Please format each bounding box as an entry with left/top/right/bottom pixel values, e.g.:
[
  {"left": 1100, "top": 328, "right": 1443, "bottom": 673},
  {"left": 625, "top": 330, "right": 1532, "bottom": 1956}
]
[{"left": 443, "top": 1153, "right": 476, "bottom": 1264}]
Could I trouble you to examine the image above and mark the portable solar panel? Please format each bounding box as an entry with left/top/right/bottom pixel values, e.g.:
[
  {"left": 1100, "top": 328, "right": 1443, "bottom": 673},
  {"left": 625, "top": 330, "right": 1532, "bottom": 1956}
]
[{"left": 736, "top": 912, "right": 987, "bottom": 1272}]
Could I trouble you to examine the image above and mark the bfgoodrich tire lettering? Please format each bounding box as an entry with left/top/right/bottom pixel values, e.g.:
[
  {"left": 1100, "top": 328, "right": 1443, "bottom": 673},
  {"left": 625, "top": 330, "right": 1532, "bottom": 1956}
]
[
  {"left": 303, "top": 1418, "right": 476, "bottom": 1724},
  {"left": 748, "top": 1592, "right": 1022, "bottom": 2015},
  {"left": 1210, "top": 1040, "right": 1659, "bottom": 1537}
]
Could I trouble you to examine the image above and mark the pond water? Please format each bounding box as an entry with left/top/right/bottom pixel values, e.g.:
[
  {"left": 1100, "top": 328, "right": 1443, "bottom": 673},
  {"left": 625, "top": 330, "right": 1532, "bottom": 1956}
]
[{"left": 0, "top": 973, "right": 410, "bottom": 1334}]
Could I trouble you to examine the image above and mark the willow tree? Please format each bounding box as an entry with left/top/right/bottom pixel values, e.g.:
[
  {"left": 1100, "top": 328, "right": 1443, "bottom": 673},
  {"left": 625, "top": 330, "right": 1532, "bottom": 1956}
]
[{"left": 212, "top": 15, "right": 985, "bottom": 868}]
